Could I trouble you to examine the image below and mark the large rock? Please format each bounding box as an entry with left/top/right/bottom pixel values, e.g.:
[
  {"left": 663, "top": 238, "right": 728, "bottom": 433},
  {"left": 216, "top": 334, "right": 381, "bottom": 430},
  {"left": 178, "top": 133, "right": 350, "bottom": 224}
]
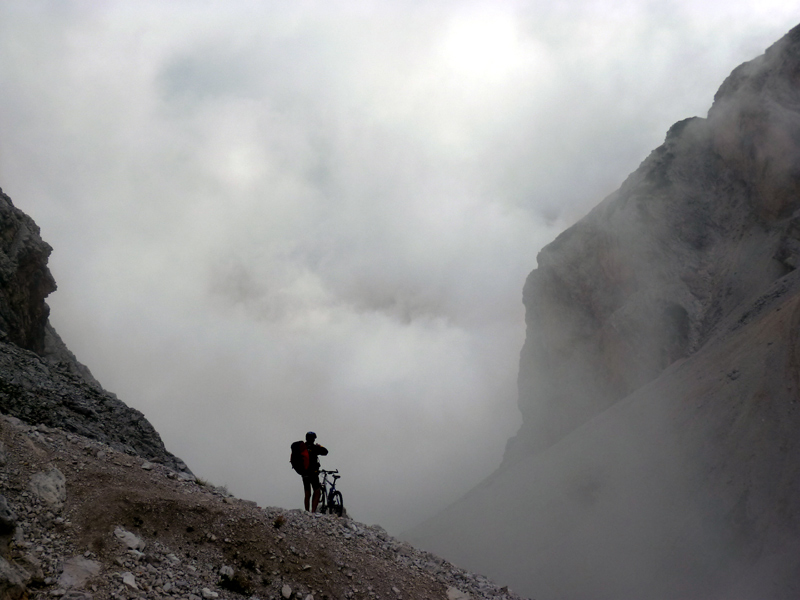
[
  {"left": 0, "top": 337, "right": 183, "bottom": 469},
  {"left": 0, "top": 190, "right": 55, "bottom": 355},
  {"left": 58, "top": 556, "right": 102, "bottom": 589},
  {"left": 28, "top": 468, "right": 66, "bottom": 508},
  {"left": 408, "top": 22, "right": 800, "bottom": 600},
  {"left": 0, "top": 496, "right": 16, "bottom": 557},
  {"left": 0, "top": 556, "right": 28, "bottom": 600}
]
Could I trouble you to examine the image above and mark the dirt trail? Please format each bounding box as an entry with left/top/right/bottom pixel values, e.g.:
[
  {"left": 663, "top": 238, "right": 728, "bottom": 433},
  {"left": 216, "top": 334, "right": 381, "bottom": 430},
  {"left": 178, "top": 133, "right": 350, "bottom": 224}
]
[{"left": 0, "top": 413, "right": 527, "bottom": 600}]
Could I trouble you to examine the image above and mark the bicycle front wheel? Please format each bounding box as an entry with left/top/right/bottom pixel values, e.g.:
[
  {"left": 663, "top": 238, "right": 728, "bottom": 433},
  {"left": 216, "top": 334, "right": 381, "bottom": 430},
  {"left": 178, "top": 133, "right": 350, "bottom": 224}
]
[{"left": 330, "top": 491, "right": 344, "bottom": 517}]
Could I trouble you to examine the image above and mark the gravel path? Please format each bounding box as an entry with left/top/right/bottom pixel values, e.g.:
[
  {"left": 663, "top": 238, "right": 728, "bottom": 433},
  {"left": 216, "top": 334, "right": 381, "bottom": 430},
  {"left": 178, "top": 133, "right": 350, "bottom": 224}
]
[{"left": 0, "top": 412, "right": 529, "bottom": 600}]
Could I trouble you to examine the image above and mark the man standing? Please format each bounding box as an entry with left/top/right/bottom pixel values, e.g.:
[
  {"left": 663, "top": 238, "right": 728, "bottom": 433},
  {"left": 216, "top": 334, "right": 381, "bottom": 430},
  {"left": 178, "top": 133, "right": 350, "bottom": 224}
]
[{"left": 296, "top": 431, "right": 328, "bottom": 512}]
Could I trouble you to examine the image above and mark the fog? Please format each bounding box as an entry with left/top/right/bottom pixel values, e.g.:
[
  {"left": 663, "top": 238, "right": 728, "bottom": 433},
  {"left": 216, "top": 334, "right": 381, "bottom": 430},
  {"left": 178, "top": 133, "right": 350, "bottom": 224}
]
[{"left": 0, "top": 1, "right": 796, "bottom": 534}]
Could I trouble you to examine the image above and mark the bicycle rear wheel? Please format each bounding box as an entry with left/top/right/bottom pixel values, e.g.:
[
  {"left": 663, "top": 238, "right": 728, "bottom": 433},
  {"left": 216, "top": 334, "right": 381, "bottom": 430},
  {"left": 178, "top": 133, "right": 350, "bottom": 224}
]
[
  {"left": 330, "top": 491, "right": 344, "bottom": 517},
  {"left": 318, "top": 486, "right": 328, "bottom": 514}
]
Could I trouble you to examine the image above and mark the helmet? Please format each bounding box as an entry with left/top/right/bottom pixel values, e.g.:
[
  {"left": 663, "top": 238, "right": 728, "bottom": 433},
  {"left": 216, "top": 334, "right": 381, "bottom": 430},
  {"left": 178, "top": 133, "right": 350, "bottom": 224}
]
[{"left": 306, "top": 431, "right": 317, "bottom": 441}]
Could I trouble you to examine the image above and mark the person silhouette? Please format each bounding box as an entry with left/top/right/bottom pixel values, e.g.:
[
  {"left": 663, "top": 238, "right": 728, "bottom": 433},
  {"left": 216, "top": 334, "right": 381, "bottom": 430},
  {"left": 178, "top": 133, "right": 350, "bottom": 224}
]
[{"left": 298, "top": 431, "right": 328, "bottom": 512}]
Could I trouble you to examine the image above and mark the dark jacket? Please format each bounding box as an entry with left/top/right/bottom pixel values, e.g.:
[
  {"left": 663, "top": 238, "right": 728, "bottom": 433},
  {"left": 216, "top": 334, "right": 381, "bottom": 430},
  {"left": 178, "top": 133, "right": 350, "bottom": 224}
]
[{"left": 306, "top": 443, "right": 328, "bottom": 474}]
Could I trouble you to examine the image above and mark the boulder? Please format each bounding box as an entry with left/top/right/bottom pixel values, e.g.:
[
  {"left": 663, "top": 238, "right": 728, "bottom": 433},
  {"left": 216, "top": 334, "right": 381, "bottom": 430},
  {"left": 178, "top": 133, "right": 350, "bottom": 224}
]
[
  {"left": 28, "top": 468, "right": 66, "bottom": 507},
  {"left": 446, "top": 588, "right": 471, "bottom": 600},
  {"left": 0, "top": 496, "right": 16, "bottom": 556},
  {"left": 58, "top": 556, "right": 101, "bottom": 589},
  {"left": 114, "top": 527, "right": 145, "bottom": 551},
  {"left": 0, "top": 556, "right": 28, "bottom": 600}
]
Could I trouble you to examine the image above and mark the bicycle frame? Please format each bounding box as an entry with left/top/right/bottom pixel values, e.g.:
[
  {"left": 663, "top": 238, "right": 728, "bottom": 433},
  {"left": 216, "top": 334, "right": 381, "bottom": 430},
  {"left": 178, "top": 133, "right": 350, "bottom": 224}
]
[
  {"left": 320, "top": 469, "right": 339, "bottom": 501},
  {"left": 319, "top": 469, "right": 344, "bottom": 516}
]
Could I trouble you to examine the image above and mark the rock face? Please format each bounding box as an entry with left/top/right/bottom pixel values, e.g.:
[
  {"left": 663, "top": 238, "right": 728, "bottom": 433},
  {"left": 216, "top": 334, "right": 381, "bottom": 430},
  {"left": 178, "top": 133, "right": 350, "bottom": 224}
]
[
  {"left": 0, "top": 191, "right": 55, "bottom": 355},
  {"left": 407, "top": 23, "right": 800, "bottom": 600},
  {"left": 511, "top": 22, "right": 800, "bottom": 459},
  {"left": 0, "top": 188, "right": 185, "bottom": 472}
]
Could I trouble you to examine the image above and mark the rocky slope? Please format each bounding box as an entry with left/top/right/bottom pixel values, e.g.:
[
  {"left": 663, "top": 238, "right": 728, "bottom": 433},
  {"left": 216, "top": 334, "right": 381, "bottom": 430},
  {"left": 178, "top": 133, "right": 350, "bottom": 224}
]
[
  {"left": 0, "top": 192, "right": 530, "bottom": 599},
  {"left": 0, "top": 189, "right": 186, "bottom": 473},
  {"left": 0, "top": 411, "right": 527, "bottom": 600},
  {"left": 407, "top": 22, "right": 800, "bottom": 600}
]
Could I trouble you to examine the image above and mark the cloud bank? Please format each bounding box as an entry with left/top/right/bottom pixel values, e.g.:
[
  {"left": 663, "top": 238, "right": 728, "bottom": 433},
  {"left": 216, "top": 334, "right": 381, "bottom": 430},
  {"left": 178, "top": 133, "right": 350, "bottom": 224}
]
[{"left": 0, "top": 0, "right": 796, "bottom": 532}]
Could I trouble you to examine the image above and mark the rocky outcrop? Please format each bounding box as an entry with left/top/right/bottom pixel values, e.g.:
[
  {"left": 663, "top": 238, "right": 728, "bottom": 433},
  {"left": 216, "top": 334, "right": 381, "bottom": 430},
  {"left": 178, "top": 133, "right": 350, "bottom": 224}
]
[
  {"left": 508, "top": 22, "right": 800, "bottom": 460},
  {"left": 408, "top": 22, "right": 800, "bottom": 600},
  {"left": 0, "top": 336, "right": 185, "bottom": 471},
  {"left": 0, "top": 187, "right": 186, "bottom": 472},
  {"left": 0, "top": 190, "right": 56, "bottom": 355}
]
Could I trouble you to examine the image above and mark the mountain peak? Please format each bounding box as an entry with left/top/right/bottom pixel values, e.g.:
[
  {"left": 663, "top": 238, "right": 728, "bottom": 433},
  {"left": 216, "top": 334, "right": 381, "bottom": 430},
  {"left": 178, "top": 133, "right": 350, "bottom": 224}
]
[{"left": 408, "top": 22, "right": 800, "bottom": 600}]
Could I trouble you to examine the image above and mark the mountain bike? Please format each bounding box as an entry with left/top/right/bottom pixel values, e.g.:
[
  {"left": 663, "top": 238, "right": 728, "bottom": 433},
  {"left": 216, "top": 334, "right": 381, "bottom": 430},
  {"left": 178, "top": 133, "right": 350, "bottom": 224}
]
[{"left": 318, "top": 469, "right": 345, "bottom": 517}]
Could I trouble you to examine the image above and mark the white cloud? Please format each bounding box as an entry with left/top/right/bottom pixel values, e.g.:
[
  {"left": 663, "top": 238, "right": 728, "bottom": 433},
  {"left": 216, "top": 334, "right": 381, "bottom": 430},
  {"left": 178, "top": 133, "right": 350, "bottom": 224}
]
[{"left": 0, "top": 0, "right": 796, "bottom": 532}]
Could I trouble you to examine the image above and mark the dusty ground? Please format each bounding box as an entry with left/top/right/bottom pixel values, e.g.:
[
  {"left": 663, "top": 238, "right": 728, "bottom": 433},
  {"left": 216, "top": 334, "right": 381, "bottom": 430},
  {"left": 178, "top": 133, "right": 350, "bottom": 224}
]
[{"left": 0, "top": 412, "right": 528, "bottom": 600}]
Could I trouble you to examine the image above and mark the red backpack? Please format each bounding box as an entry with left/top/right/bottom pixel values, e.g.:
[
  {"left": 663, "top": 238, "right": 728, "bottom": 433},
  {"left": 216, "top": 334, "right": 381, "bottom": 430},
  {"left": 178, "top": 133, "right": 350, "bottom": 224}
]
[{"left": 290, "top": 441, "right": 310, "bottom": 474}]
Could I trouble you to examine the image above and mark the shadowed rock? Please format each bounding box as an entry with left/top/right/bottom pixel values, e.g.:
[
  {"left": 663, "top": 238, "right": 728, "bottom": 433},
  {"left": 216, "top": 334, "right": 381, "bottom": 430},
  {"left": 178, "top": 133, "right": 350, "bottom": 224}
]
[
  {"left": 0, "top": 190, "right": 55, "bottom": 355},
  {"left": 0, "top": 496, "right": 16, "bottom": 557}
]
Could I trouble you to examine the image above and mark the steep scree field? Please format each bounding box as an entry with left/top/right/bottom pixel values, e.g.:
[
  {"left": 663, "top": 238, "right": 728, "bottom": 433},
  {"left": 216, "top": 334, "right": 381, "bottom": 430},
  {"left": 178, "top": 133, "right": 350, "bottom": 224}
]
[{"left": 0, "top": 412, "right": 527, "bottom": 600}]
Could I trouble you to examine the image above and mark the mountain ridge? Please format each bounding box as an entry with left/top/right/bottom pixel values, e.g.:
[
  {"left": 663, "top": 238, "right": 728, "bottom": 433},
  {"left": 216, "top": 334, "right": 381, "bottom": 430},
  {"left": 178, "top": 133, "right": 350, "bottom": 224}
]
[{"left": 407, "top": 22, "right": 800, "bottom": 600}]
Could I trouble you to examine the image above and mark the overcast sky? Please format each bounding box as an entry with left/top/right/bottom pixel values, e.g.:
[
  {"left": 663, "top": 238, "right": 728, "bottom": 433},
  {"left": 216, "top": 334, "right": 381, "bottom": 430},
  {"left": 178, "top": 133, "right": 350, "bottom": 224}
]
[{"left": 0, "top": 1, "right": 796, "bottom": 533}]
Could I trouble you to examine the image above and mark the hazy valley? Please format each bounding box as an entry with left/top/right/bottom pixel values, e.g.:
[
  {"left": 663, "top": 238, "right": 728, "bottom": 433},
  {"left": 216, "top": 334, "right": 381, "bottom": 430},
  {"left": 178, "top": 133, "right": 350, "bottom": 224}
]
[{"left": 1, "top": 12, "right": 800, "bottom": 600}]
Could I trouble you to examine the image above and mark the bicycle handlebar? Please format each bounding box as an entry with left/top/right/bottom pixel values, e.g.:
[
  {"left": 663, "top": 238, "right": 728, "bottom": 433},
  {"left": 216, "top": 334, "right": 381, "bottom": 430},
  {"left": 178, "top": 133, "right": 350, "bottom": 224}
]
[{"left": 320, "top": 469, "right": 339, "bottom": 474}]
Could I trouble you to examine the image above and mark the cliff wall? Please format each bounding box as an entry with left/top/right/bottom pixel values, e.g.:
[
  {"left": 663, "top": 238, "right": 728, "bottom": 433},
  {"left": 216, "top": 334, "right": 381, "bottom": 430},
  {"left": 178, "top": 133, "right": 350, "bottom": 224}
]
[
  {"left": 408, "top": 23, "right": 800, "bottom": 600},
  {"left": 508, "top": 23, "right": 800, "bottom": 461},
  {"left": 0, "top": 191, "right": 56, "bottom": 355}
]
